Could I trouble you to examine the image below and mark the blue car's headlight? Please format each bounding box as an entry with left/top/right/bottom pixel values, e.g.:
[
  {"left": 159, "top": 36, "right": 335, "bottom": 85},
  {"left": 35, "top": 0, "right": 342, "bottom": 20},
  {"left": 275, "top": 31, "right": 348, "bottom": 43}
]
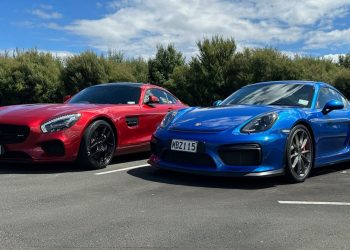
[
  {"left": 160, "top": 110, "right": 178, "bottom": 128},
  {"left": 41, "top": 114, "right": 81, "bottom": 133},
  {"left": 241, "top": 112, "right": 278, "bottom": 133}
]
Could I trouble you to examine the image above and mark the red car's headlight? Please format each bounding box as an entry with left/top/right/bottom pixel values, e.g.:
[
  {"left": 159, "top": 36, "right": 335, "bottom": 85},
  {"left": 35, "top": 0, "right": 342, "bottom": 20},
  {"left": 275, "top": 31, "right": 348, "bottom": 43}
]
[{"left": 41, "top": 114, "right": 81, "bottom": 133}]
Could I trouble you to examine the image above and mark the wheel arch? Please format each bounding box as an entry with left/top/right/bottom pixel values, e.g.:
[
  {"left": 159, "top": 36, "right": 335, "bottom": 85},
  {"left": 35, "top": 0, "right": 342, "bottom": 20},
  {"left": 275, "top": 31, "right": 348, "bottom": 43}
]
[
  {"left": 86, "top": 115, "right": 119, "bottom": 147},
  {"left": 292, "top": 119, "right": 316, "bottom": 161}
]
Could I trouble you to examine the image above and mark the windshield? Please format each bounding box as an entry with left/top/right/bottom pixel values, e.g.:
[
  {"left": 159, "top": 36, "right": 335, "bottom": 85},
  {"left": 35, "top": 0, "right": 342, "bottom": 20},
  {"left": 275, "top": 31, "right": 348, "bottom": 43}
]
[
  {"left": 68, "top": 85, "right": 141, "bottom": 105},
  {"left": 221, "top": 83, "right": 315, "bottom": 108}
]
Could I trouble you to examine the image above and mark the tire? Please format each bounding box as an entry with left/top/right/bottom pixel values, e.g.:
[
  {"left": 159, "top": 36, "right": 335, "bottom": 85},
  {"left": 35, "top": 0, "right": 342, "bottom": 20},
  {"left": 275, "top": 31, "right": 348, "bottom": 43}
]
[
  {"left": 285, "top": 124, "right": 314, "bottom": 183},
  {"left": 78, "top": 120, "right": 116, "bottom": 170}
]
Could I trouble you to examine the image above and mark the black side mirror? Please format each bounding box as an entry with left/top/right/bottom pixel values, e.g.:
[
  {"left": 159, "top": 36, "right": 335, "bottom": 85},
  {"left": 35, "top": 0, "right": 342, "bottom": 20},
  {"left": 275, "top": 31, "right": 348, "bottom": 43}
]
[
  {"left": 322, "top": 100, "right": 344, "bottom": 114},
  {"left": 145, "top": 95, "right": 160, "bottom": 107}
]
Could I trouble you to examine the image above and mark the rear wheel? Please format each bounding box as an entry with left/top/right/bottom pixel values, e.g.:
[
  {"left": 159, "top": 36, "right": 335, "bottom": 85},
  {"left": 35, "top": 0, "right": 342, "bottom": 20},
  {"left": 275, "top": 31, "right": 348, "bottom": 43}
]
[
  {"left": 78, "top": 120, "right": 116, "bottom": 170},
  {"left": 285, "top": 124, "right": 314, "bottom": 183}
]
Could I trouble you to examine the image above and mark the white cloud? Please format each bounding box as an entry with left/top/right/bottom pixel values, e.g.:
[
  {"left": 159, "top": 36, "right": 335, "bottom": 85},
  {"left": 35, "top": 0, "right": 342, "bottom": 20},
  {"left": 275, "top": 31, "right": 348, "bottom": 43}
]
[
  {"left": 304, "top": 29, "right": 350, "bottom": 49},
  {"left": 322, "top": 53, "right": 346, "bottom": 63},
  {"left": 0, "top": 49, "right": 74, "bottom": 59},
  {"left": 42, "top": 50, "right": 75, "bottom": 59},
  {"left": 31, "top": 9, "right": 63, "bottom": 19},
  {"left": 60, "top": 0, "right": 350, "bottom": 57}
]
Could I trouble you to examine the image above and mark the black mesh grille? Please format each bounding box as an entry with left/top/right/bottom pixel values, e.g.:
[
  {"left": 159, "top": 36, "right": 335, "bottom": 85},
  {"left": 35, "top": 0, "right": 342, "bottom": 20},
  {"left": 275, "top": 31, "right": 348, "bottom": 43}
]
[
  {"left": 0, "top": 124, "right": 30, "bottom": 144},
  {"left": 161, "top": 150, "right": 216, "bottom": 168},
  {"left": 218, "top": 144, "right": 261, "bottom": 166}
]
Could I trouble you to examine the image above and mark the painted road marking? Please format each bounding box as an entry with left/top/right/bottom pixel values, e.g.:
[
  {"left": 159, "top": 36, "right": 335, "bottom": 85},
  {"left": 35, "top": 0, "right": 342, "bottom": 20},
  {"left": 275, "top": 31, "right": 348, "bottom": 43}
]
[
  {"left": 95, "top": 164, "right": 149, "bottom": 175},
  {"left": 278, "top": 201, "right": 350, "bottom": 206}
]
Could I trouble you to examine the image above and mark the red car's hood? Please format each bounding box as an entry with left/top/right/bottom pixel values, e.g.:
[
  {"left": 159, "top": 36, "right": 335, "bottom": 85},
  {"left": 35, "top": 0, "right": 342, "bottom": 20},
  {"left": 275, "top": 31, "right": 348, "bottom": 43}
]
[{"left": 0, "top": 104, "right": 113, "bottom": 124}]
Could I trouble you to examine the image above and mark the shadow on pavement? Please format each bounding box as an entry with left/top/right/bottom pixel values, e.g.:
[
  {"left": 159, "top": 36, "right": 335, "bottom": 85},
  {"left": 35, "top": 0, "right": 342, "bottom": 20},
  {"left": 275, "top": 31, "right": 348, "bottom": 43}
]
[
  {"left": 128, "top": 166, "right": 287, "bottom": 190},
  {"left": 310, "top": 162, "right": 350, "bottom": 177},
  {"left": 127, "top": 162, "right": 350, "bottom": 190},
  {"left": 0, "top": 152, "right": 151, "bottom": 175},
  {"left": 111, "top": 152, "right": 150, "bottom": 164},
  {"left": 0, "top": 162, "right": 84, "bottom": 174}
]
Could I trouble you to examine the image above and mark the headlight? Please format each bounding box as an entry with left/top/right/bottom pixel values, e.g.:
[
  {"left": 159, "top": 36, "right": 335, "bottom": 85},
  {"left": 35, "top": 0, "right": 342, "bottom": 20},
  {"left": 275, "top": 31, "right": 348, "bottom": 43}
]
[
  {"left": 160, "top": 110, "right": 178, "bottom": 128},
  {"left": 41, "top": 114, "right": 81, "bottom": 133},
  {"left": 241, "top": 112, "right": 278, "bottom": 133}
]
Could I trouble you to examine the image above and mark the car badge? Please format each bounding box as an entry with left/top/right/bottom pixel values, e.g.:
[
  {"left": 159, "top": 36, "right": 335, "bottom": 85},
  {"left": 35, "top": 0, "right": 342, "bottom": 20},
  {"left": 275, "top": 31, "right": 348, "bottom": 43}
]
[{"left": 195, "top": 122, "right": 202, "bottom": 127}]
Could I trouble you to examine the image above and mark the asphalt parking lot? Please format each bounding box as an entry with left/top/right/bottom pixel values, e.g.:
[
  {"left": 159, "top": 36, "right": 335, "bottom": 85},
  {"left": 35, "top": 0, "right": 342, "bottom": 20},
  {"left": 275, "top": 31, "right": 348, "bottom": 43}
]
[{"left": 0, "top": 153, "right": 349, "bottom": 249}]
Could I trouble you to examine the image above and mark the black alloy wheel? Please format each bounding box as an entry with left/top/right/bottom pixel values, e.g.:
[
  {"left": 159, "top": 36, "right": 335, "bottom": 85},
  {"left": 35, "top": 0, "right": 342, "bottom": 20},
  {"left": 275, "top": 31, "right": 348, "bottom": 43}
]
[{"left": 78, "top": 120, "right": 116, "bottom": 169}]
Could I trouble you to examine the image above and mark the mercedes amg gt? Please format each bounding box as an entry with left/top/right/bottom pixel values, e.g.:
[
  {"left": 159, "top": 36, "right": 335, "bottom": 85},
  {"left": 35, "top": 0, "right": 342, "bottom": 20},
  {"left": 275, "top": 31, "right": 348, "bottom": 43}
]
[
  {"left": 149, "top": 81, "right": 349, "bottom": 182},
  {"left": 0, "top": 82, "right": 186, "bottom": 169}
]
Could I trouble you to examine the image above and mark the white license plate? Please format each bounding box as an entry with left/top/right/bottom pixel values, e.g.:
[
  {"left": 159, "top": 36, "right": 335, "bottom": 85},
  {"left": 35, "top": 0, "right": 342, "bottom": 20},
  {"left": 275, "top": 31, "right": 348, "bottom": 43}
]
[
  {"left": 0, "top": 145, "right": 4, "bottom": 156},
  {"left": 171, "top": 139, "right": 198, "bottom": 153}
]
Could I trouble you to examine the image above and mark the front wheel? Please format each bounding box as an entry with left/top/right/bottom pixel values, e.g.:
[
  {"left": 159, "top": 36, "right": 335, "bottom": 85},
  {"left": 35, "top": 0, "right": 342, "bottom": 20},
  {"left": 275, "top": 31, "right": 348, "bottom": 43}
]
[
  {"left": 78, "top": 120, "right": 116, "bottom": 170},
  {"left": 285, "top": 124, "right": 314, "bottom": 183}
]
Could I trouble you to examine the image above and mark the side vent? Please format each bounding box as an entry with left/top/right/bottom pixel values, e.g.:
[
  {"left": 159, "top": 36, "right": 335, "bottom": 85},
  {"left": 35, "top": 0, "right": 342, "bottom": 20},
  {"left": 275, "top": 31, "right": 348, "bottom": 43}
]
[{"left": 126, "top": 116, "right": 139, "bottom": 127}]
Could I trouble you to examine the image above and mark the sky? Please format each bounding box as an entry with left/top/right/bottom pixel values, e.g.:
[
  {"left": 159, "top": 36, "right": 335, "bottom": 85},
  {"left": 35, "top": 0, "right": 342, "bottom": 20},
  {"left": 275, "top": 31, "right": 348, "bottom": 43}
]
[{"left": 0, "top": 0, "right": 349, "bottom": 60}]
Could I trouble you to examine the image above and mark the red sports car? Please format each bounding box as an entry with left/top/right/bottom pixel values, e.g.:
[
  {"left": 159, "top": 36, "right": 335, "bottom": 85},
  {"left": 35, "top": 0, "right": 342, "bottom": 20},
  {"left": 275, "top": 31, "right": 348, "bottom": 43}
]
[{"left": 0, "top": 82, "right": 186, "bottom": 169}]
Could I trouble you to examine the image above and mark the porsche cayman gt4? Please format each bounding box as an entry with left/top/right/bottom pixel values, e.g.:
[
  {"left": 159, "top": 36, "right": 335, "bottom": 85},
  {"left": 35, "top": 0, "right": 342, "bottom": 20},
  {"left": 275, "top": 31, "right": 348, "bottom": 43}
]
[
  {"left": 0, "top": 82, "right": 186, "bottom": 169},
  {"left": 149, "top": 81, "right": 349, "bottom": 182}
]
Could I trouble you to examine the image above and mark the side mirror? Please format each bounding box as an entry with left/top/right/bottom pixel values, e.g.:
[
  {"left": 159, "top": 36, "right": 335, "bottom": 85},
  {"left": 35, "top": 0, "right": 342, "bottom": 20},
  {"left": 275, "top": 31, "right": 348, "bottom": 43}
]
[
  {"left": 63, "top": 95, "right": 72, "bottom": 103},
  {"left": 148, "top": 95, "right": 160, "bottom": 104},
  {"left": 213, "top": 100, "right": 222, "bottom": 106},
  {"left": 322, "top": 100, "right": 344, "bottom": 114}
]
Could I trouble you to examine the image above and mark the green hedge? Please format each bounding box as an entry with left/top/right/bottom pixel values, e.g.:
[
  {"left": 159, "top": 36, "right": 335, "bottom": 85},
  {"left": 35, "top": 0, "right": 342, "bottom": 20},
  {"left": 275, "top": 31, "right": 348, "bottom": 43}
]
[{"left": 0, "top": 39, "right": 349, "bottom": 106}]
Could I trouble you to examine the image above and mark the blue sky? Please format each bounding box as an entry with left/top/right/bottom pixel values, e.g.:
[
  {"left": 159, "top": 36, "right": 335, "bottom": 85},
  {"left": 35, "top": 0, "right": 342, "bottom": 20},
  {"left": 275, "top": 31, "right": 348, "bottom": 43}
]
[{"left": 0, "top": 0, "right": 349, "bottom": 60}]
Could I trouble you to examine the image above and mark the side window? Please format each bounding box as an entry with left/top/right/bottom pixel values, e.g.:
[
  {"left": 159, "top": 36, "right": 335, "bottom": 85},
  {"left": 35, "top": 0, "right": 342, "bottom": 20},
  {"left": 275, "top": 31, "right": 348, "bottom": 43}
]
[
  {"left": 165, "top": 92, "right": 178, "bottom": 104},
  {"left": 143, "top": 89, "right": 169, "bottom": 104},
  {"left": 316, "top": 88, "right": 344, "bottom": 109},
  {"left": 340, "top": 95, "right": 349, "bottom": 108},
  {"left": 143, "top": 90, "right": 151, "bottom": 103}
]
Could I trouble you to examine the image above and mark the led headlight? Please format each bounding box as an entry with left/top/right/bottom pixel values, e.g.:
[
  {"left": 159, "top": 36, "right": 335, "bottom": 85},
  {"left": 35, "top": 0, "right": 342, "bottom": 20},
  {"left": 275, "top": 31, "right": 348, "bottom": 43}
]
[
  {"left": 241, "top": 112, "right": 278, "bottom": 133},
  {"left": 41, "top": 114, "right": 81, "bottom": 133},
  {"left": 160, "top": 110, "right": 178, "bottom": 128}
]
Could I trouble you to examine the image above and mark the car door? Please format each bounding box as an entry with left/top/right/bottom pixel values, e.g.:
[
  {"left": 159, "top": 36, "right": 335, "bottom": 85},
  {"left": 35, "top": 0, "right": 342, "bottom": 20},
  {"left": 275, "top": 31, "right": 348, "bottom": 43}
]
[
  {"left": 314, "top": 87, "right": 350, "bottom": 157},
  {"left": 138, "top": 88, "right": 179, "bottom": 142}
]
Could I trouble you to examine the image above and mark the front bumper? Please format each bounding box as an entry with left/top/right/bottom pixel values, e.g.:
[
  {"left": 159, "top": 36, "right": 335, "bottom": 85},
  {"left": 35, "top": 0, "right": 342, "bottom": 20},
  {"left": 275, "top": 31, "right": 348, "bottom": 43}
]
[
  {"left": 0, "top": 125, "right": 82, "bottom": 163},
  {"left": 148, "top": 127, "right": 288, "bottom": 176}
]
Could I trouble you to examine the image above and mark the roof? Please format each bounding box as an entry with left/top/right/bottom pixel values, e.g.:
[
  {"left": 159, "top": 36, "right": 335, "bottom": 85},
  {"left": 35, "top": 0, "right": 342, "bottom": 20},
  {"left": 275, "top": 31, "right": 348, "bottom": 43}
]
[
  {"left": 251, "top": 80, "right": 332, "bottom": 88},
  {"left": 92, "top": 82, "right": 147, "bottom": 87}
]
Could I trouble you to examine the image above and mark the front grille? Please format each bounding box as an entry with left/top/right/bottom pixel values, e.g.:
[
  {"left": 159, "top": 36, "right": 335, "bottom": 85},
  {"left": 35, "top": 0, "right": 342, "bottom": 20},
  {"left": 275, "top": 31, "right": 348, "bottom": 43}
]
[
  {"left": 218, "top": 144, "right": 261, "bottom": 166},
  {"left": 0, "top": 124, "right": 30, "bottom": 144},
  {"left": 161, "top": 150, "right": 216, "bottom": 168}
]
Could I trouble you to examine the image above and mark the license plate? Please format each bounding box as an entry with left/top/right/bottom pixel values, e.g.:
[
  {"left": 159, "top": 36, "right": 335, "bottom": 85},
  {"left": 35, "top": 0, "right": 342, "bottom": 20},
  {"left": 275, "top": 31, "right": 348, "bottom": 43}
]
[
  {"left": 0, "top": 145, "right": 4, "bottom": 156},
  {"left": 171, "top": 139, "right": 197, "bottom": 153}
]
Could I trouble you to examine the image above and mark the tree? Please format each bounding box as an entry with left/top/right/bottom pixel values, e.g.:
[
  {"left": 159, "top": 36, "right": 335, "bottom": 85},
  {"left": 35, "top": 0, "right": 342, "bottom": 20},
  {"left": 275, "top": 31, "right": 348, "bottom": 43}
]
[
  {"left": 164, "top": 65, "right": 192, "bottom": 104},
  {"left": 0, "top": 50, "right": 63, "bottom": 105},
  {"left": 187, "top": 36, "right": 236, "bottom": 105},
  {"left": 62, "top": 51, "right": 108, "bottom": 94},
  {"left": 148, "top": 44, "right": 185, "bottom": 85},
  {"left": 333, "top": 68, "right": 350, "bottom": 98},
  {"left": 339, "top": 54, "right": 350, "bottom": 69}
]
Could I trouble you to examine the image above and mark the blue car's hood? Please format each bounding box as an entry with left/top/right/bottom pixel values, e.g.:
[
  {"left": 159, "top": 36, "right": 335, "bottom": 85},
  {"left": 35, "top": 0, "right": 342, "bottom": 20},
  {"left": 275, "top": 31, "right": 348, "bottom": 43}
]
[{"left": 169, "top": 105, "right": 278, "bottom": 132}]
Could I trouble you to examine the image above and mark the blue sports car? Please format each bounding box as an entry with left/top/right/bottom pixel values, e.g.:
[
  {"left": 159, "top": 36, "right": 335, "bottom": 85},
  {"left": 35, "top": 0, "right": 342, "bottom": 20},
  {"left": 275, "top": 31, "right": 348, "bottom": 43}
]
[{"left": 148, "top": 81, "right": 349, "bottom": 182}]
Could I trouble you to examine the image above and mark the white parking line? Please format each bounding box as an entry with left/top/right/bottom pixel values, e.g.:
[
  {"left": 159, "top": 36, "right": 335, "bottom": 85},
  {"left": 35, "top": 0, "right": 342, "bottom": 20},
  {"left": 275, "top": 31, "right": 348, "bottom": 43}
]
[
  {"left": 278, "top": 201, "right": 350, "bottom": 206},
  {"left": 94, "top": 164, "right": 149, "bottom": 176}
]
